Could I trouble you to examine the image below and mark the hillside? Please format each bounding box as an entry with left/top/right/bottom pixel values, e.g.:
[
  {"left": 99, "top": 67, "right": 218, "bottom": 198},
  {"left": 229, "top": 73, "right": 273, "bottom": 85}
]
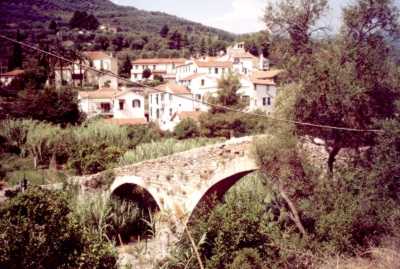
[{"left": 0, "top": 0, "right": 235, "bottom": 41}]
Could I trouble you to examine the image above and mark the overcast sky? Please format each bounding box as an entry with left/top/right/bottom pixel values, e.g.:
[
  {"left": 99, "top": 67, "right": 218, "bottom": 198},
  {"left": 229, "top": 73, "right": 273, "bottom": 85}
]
[{"left": 110, "top": 0, "right": 398, "bottom": 34}]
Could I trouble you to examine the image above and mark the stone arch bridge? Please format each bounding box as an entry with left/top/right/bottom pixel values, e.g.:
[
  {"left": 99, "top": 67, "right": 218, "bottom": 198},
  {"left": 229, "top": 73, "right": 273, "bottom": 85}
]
[
  {"left": 109, "top": 136, "right": 258, "bottom": 230},
  {"left": 76, "top": 135, "right": 333, "bottom": 234}
]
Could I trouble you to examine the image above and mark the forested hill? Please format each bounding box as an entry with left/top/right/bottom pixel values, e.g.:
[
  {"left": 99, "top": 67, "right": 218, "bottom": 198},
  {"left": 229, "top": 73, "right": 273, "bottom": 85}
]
[{"left": 0, "top": 0, "right": 235, "bottom": 41}]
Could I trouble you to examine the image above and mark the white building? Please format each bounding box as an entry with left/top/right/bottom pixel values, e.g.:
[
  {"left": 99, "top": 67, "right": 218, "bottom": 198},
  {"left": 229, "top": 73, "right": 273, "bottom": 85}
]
[
  {"left": 0, "top": 69, "right": 24, "bottom": 86},
  {"left": 130, "top": 58, "right": 186, "bottom": 82},
  {"left": 54, "top": 51, "right": 118, "bottom": 89},
  {"left": 148, "top": 81, "right": 194, "bottom": 131},
  {"left": 178, "top": 73, "right": 219, "bottom": 112},
  {"left": 176, "top": 60, "right": 233, "bottom": 81},
  {"left": 78, "top": 87, "right": 146, "bottom": 125}
]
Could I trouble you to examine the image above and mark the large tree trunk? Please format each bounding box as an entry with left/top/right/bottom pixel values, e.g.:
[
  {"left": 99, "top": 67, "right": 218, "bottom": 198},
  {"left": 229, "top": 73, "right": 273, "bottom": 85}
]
[
  {"left": 278, "top": 185, "right": 308, "bottom": 238},
  {"left": 327, "top": 145, "right": 341, "bottom": 174}
]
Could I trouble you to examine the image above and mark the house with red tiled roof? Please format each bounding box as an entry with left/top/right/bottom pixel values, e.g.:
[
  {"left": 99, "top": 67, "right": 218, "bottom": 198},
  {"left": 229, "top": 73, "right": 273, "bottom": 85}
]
[
  {"left": 0, "top": 69, "right": 24, "bottom": 86},
  {"left": 130, "top": 58, "right": 186, "bottom": 82},
  {"left": 78, "top": 87, "right": 146, "bottom": 123},
  {"left": 53, "top": 51, "right": 118, "bottom": 89},
  {"left": 148, "top": 81, "right": 195, "bottom": 131}
]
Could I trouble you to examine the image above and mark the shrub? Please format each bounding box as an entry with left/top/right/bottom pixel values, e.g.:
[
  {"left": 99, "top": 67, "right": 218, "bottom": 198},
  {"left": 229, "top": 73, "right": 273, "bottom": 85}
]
[
  {"left": 229, "top": 248, "right": 263, "bottom": 269},
  {"left": 73, "top": 192, "right": 149, "bottom": 244},
  {"left": 0, "top": 187, "right": 117, "bottom": 269},
  {"left": 68, "top": 143, "right": 124, "bottom": 175},
  {"left": 174, "top": 118, "right": 200, "bottom": 139}
]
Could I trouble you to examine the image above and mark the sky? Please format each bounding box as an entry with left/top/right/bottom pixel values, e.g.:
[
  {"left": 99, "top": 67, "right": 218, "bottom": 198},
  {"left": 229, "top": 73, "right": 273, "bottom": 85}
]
[{"left": 110, "top": 0, "right": 396, "bottom": 34}]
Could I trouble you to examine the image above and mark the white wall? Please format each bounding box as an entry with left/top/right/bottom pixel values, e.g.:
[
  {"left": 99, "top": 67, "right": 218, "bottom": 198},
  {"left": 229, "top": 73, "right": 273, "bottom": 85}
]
[
  {"left": 149, "top": 91, "right": 194, "bottom": 131},
  {"left": 113, "top": 91, "right": 145, "bottom": 119}
]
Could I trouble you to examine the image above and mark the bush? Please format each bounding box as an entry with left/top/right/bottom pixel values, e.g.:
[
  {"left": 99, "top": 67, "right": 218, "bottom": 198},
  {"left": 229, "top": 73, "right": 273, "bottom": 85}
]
[
  {"left": 0, "top": 187, "right": 117, "bottom": 268},
  {"left": 229, "top": 248, "right": 263, "bottom": 269},
  {"left": 174, "top": 118, "right": 200, "bottom": 139},
  {"left": 68, "top": 143, "right": 124, "bottom": 175}
]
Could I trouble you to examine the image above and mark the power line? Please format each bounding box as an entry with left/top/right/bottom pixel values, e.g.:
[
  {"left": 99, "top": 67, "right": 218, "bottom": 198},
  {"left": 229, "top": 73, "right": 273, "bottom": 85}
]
[{"left": 0, "top": 33, "right": 384, "bottom": 133}]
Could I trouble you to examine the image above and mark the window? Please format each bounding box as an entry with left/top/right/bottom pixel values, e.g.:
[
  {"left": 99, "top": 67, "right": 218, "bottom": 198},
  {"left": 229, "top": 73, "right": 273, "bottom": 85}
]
[
  {"left": 169, "top": 108, "right": 173, "bottom": 116},
  {"left": 119, "top": 100, "right": 125, "bottom": 110},
  {"left": 222, "top": 68, "right": 225, "bottom": 74},
  {"left": 156, "top": 94, "right": 159, "bottom": 105},
  {"left": 134, "top": 74, "right": 138, "bottom": 78},
  {"left": 132, "top": 99, "right": 141, "bottom": 108},
  {"left": 208, "top": 68, "right": 212, "bottom": 74},
  {"left": 215, "top": 68, "right": 218, "bottom": 74},
  {"left": 156, "top": 109, "right": 160, "bottom": 119},
  {"left": 196, "top": 94, "right": 201, "bottom": 100},
  {"left": 169, "top": 94, "right": 173, "bottom": 101},
  {"left": 100, "top": 103, "right": 111, "bottom": 113},
  {"left": 201, "top": 79, "right": 205, "bottom": 86},
  {"left": 263, "top": 97, "right": 271, "bottom": 106},
  {"left": 135, "top": 65, "right": 139, "bottom": 70},
  {"left": 153, "top": 65, "right": 156, "bottom": 70},
  {"left": 161, "top": 93, "right": 165, "bottom": 101},
  {"left": 172, "top": 63, "right": 176, "bottom": 69}
]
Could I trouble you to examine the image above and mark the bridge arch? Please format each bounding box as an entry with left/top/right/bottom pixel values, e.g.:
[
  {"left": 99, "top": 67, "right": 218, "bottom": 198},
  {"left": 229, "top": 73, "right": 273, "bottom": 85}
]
[
  {"left": 185, "top": 155, "right": 259, "bottom": 226},
  {"left": 109, "top": 175, "right": 162, "bottom": 212}
]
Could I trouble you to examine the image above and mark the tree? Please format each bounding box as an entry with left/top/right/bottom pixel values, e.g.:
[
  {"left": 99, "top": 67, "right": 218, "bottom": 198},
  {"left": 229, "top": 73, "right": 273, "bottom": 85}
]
[
  {"left": 199, "top": 38, "right": 208, "bottom": 56},
  {"left": 49, "top": 20, "right": 58, "bottom": 32},
  {"left": 160, "top": 24, "right": 170, "bottom": 38},
  {"left": 120, "top": 55, "right": 133, "bottom": 78},
  {"left": 169, "top": 30, "right": 182, "bottom": 50},
  {"left": 294, "top": 0, "right": 400, "bottom": 173},
  {"left": 264, "top": 0, "right": 328, "bottom": 54},
  {"left": 7, "top": 31, "right": 23, "bottom": 71},
  {"left": 174, "top": 118, "right": 200, "bottom": 139},
  {"left": 142, "top": 68, "right": 152, "bottom": 79},
  {"left": 69, "top": 11, "right": 99, "bottom": 30},
  {"left": 0, "top": 187, "right": 117, "bottom": 268}
]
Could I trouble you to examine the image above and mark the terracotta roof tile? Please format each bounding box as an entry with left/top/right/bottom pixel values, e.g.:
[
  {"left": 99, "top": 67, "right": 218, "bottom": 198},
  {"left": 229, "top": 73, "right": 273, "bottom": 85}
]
[
  {"left": 194, "top": 61, "right": 233, "bottom": 68},
  {"left": 132, "top": 58, "right": 186, "bottom": 65},
  {"left": 78, "top": 88, "right": 119, "bottom": 99},
  {"left": 83, "top": 51, "right": 111, "bottom": 60},
  {"left": 252, "top": 69, "right": 284, "bottom": 79},
  {"left": 1, "top": 69, "right": 24, "bottom": 77},
  {"left": 180, "top": 73, "right": 208, "bottom": 81},
  {"left": 156, "top": 81, "right": 191, "bottom": 95}
]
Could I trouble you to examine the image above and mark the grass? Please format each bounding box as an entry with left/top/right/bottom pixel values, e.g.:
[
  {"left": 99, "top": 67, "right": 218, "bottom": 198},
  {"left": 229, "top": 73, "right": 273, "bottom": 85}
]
[
  {"left": 118, "top": 137, "right": 224, "bottom": 166},
  {"left": 0, "top": 154, "right": 67, "bottom": 186}
]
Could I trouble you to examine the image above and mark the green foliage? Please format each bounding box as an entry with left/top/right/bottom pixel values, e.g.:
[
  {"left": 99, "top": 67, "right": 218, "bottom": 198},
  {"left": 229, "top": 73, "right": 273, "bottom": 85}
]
[
  {"left": 68, "top": 143, "right": 124, "bottom": 175},
  {"left": 160, "top": 24, "right": 170, "bottom": 38},
  {"left": 119, "top": 137, "right": 223, "bottom": 166},
  {"left": 142, "top": 67, "right": 152, "bottom": 79},
  {"left": 199, "top": 73, "right": 268, "bottom": 138},
  {"left": 2, "top": 87, "right": 83, "bottom": 125},
  {"left": 120, "top": 55, "right": 133, "bottom": 78},
  {"left": 69, "top": 11, "right": 100, "bottom": 30},
  {"left": 229, "top": 248, "right": 263, "bottom": 269},
  {"left": 72, "top": 192, "right": 146, "bottom": 243},
  {"left": 0, "top": 187, "right": 117, "bottom": 268},
  {"left": 7, "top": 31, "right": 23, "bottom": 71},
  {"left": 174, "top": 118, "right": 200, "bottom": 140}
]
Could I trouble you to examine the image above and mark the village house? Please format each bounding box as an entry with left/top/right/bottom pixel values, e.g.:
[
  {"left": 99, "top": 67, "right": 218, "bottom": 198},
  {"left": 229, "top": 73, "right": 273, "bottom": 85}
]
[
  {"left": 54, "top": 51, "right": 118, "bottom": 89},
  {"left": 78, "top": 87, "right": 146, "bottom": 125},
  {"left": 0, "top": 69, "right": 24, "bottom": 86},
  {"left": 130, "top": 58, "right": 186, "bottom": 82},
  {"left": 175, "top": 59, "right": 233, "bottom": 81},
  {"left": 148, "top": 81, "right": 194, "bottom": 131}
]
